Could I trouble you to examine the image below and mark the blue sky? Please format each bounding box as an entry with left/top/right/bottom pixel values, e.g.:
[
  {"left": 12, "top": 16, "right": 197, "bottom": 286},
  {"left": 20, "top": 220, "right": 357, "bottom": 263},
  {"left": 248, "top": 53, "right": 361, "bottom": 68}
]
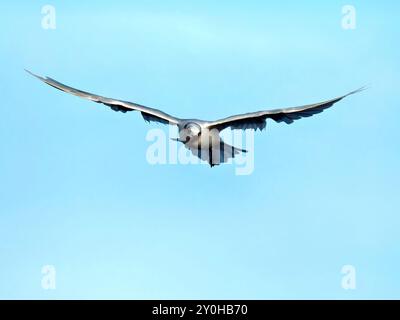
[{"left": 0, "top": 1, "right": 399, "bottom": 299}]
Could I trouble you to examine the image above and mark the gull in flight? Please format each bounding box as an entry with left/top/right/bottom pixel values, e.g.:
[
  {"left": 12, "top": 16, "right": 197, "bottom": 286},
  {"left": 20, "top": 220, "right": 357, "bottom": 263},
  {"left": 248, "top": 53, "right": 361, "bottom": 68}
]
[{"left": 27, "top": 70, "right": 364, "bottom": 167}]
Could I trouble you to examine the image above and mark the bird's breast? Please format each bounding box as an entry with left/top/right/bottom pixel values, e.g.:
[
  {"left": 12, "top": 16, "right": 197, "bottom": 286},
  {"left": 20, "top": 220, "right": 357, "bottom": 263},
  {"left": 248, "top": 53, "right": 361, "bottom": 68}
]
[{"left": 180, "top": 129, "right": 222, "bottom": 150}]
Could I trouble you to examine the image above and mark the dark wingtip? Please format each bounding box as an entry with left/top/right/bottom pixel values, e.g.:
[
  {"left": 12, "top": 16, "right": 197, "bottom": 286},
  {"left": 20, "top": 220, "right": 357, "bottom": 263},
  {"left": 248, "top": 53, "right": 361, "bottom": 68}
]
[
  {"left": 348, "top": 86, "right": 369, "bottom": 96},
  {"left": 25, "top": 69, "right": 46, "bottom": 81},
  {"left": 24, "top": 68, "right": 34, "bottom": 76}
]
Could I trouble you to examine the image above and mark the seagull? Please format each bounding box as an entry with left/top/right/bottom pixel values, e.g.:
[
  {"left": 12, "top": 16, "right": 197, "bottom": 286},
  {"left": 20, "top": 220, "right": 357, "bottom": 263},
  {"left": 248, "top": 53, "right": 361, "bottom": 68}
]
[{"left": 26, "top": 70, "right": 364, "bottom": 167}]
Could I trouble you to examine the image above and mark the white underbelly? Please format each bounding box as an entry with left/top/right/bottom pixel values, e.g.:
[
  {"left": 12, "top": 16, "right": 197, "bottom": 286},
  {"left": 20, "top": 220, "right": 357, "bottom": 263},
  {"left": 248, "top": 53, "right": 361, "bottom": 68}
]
[{"left": 184, "top": 130, "right": 222, "bottom": 149}]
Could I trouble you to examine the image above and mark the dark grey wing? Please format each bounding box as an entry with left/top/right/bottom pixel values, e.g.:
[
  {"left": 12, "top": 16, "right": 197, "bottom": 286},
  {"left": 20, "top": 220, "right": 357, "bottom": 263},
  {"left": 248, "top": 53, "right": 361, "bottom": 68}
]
[
  {"left": 26, "top": 70, "right": 180, "bottom": 125},
  {"left": 207, "top": 88, "right": 365, "bottom": 131}
]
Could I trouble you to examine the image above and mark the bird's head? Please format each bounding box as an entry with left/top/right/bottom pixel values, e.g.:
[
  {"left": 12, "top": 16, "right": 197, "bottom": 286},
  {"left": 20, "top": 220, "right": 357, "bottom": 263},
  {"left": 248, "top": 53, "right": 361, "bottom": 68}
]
[
  {"left": 179, "top": 122, "right": 201, "bottom": 142},
  {"left": 185, "top": 122, "right": 201, "bottom": 135}
]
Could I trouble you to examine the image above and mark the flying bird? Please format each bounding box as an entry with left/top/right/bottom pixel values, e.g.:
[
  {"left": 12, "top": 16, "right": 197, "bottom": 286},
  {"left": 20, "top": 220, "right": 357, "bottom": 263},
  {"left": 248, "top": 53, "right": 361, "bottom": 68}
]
[{"left": 26, "top": 70, "right": 364, "bottom": 167}]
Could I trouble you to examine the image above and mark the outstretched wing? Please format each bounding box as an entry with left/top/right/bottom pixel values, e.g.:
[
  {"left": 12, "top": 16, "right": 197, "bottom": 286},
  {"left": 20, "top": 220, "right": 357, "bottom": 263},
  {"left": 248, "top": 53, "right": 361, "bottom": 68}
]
[
  {"left": 26, "top": 70, "right": 180, "bottom": 125},
  {"left": 207, "top": 88, "right": 365, "bottom": 131}
]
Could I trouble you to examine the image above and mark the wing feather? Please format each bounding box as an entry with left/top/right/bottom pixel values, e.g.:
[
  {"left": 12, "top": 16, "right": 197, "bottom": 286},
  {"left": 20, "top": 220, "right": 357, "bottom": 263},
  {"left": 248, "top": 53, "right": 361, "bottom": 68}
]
[
  {"left": 26, "top": 70, "right": 180, "bottom": 125},
  {"left": 207, "top": 88, "right": 365, "bottom": 131}
]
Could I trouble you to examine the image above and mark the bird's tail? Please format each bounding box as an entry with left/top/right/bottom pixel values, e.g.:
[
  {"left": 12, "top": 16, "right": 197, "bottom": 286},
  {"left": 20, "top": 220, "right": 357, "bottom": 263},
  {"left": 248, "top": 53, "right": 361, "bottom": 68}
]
[{"left": 208, "top": 142, "right": 247, "bottom": 167}]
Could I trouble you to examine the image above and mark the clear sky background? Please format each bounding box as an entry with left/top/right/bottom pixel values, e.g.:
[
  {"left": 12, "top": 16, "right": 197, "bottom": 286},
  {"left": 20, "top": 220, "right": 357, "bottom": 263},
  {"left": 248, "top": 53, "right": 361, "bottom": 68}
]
[{"left": 0, "top": 1, "right": 399, "bottom": 299}]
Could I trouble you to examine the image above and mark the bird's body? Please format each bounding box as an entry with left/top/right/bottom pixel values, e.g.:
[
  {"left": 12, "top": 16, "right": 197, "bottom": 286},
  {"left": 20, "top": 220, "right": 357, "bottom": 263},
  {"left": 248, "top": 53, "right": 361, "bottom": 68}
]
[
  {"left": 176, "top": 121, "right": 246, "bottom": 166},
  {"left": 26, "top": 70, "right": 364, "bottom": 167}
]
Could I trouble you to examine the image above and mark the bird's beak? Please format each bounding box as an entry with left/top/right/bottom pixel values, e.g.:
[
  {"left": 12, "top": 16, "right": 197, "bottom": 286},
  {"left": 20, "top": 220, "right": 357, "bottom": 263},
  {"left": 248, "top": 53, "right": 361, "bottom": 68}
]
[{"left": 170, "top": 137, "right": 190, "bottom": 143}]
